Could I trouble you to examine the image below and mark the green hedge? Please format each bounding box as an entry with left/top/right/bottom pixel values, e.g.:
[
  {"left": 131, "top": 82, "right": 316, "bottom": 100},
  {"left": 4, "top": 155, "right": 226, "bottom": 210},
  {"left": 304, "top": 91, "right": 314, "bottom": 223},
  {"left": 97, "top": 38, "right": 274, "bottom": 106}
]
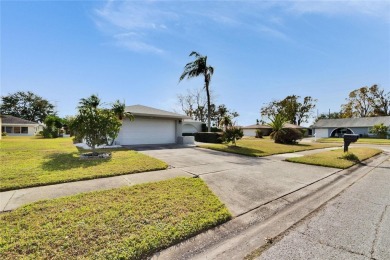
[{"left": 195, "top": 132, "right": 223, "bottom": 143}]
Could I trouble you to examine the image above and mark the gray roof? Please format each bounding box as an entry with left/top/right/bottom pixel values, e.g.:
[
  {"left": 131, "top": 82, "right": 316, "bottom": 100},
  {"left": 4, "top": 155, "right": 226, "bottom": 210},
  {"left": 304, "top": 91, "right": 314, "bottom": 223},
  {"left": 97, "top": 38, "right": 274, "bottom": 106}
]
[
  {"left": 1, "top": 115, "right": 39, "bottom": 125},
  {"left": 125, "top": 105, "right": 191, "bottom": 119},
  {"left": 284, "top": 123, "right": 306, "bottom": 129},
  {"left": 313, "top": 116, "right": 390, "bottom": 128},
  {"left": 242, "top": 124, "right": 272, "bottom": 129}
]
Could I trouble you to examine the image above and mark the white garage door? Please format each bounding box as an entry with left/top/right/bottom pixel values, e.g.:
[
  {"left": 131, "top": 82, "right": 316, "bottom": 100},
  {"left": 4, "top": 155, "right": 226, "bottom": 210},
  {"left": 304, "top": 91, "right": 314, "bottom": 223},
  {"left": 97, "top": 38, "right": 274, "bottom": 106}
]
[
  {"left": 315, "top": 128, "right": 329, "bottom": 138},
  {"left": 116, "top": 117, "right": 176, "bottom": 145},
  {"left": 243, "top": 129, "right": 256, "bottom": 137}
]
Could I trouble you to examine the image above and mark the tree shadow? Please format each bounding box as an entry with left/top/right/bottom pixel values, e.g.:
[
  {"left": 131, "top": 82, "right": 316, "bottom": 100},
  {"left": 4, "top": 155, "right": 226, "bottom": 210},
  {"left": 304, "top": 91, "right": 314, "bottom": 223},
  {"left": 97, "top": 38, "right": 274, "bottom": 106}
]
[
  {"left": 222, "top": 145, "right": 265, "bottom": 156},
  {"left": 41, "top": 152, "right": 111, "bottom": 171}
]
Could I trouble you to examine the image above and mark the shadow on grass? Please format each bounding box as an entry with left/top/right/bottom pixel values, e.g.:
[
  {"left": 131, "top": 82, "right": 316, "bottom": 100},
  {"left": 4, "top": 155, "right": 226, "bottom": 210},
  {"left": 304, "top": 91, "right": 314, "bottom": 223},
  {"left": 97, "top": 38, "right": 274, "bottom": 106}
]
[
  {"left": 41, "top": 152, "right": 111, "bottom": 171},
  {"left": 208, "top": 145, "right": 265, "bottom": 157}
]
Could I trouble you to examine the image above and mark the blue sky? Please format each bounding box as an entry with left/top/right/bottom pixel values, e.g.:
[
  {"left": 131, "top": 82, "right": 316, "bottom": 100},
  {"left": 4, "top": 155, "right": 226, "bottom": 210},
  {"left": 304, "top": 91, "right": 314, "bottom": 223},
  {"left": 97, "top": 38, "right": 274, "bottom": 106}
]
[{"left": 1, "top": 0, "right": 389, "bottom": 126}]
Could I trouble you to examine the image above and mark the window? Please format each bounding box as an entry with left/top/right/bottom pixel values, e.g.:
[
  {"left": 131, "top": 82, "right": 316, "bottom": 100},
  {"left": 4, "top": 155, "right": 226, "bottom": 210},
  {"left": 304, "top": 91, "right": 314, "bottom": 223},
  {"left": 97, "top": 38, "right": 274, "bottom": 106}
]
[
  {"left": 21, "top": 127, "right": 28, "bottom": 134},
  {"left": 14, "top": 127, "right": 21, "bottom": 134},
  {"left": 6, "top": 127, "right": 13, "bottom": 133}
]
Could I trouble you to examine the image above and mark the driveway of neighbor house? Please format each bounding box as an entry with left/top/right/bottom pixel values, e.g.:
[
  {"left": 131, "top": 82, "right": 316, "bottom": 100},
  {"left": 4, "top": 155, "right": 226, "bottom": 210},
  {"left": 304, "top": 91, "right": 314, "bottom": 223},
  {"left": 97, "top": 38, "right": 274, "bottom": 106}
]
[{"left": 137, "top": 146, "right": 341, "bottom": 216}]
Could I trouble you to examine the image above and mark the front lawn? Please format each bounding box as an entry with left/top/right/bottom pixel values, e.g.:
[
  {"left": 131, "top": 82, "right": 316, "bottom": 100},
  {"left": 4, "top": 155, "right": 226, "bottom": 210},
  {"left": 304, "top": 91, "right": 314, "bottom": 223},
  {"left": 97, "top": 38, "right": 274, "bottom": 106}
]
[
  {"left": 286, "top": 148, "right": 382, "bottom": 169},
  {"left": 0, "top": 136, "right": 167, "bottom": 191},
  {"left": 317, "top": 137, "right": 390, "bottom": 145},
  {"left": 0, "top": 177, "right": 231, "bottom": 259},
  {"left": 200, "top": 138, "right": 338, "bottom": 157}
]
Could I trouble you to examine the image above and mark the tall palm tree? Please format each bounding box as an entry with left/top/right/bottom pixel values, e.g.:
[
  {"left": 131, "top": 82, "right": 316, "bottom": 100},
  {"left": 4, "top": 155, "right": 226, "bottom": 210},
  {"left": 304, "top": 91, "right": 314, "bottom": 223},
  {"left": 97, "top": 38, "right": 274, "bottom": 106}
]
[
  {"left": 78, "top": 94, "right": 100, "bottom": 110},
  {"left": 179, "top": 51, "right": 214, "bottom": 132}
]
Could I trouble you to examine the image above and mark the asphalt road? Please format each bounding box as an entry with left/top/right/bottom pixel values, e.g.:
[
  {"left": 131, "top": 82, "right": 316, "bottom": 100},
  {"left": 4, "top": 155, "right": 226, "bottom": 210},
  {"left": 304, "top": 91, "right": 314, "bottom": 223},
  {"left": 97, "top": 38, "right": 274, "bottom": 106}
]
[{"left": 257, "top": 157, "right": 390, "bottom": 260}]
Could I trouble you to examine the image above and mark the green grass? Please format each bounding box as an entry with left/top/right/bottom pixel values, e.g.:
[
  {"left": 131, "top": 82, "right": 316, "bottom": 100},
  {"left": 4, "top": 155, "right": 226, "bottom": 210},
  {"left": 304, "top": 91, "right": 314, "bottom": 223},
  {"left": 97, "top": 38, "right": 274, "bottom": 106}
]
[
  {"left": 317, "top": 137, "right": 390, "bottom": 145},
  {"left": 286, "top": 148, "right": 382, "bottom": 169},
  {"left": 0, "top": 136, "right": 168, "bottom": 191},
  {"left": 0, "top": 177, "right": 231, "bottom": 259},
  {"left": 200, "top": 137, "right": 338, "bottom": 157}
]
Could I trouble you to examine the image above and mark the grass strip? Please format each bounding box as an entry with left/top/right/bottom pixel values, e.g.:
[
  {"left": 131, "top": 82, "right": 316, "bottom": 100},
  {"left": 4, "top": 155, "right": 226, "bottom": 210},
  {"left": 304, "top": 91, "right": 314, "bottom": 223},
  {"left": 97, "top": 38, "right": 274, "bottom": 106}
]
[
  {"left": 0, "top": 177, "right": 231, "bottom": 259},
  {"left": 317, "top": 138, "right": 390, "bottom": 145},
  {"left": 200, "top": 138, "right": 337, "bottom": 157},
  {"left": 286, "top": 148, "right": 382, "bottom": 169},
  {"left": 0, "top": 137, "right": 167, "bottom": 191}
]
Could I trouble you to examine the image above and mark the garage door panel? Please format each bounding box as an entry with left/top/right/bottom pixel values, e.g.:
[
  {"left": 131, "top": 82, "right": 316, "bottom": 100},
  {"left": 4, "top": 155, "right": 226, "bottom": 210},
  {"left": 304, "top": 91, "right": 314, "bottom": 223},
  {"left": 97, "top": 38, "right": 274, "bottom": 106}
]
[{"left": 117, "top": 118, "right": 176, "bottom": 145}]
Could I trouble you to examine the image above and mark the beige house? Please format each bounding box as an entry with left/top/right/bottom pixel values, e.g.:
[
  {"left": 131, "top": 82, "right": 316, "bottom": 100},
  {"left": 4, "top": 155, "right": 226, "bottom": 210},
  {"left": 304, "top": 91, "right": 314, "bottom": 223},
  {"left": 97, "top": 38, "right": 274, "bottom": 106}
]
[{"left": 1, "top": 115, "right": 39, "bottom": 136}]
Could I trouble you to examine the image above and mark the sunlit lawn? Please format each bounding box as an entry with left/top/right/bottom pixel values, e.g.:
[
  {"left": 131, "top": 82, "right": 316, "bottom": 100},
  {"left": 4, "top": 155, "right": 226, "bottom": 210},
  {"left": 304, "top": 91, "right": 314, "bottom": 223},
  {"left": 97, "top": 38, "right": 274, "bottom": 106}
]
[
  {"left": 0, "top": 136, "right": 167, "bottom": 191},
  {"left": 200, "top": 137, "right": 338, "bottom": 157},
  {"left": 286, "top": 148, "right": 382, "bottom": 169},
  {"left": 317, "top": 137, "right": 390, "bottom": 145},
  {"left": 0, "top": 177, "right": 231, "bottom": 259}
]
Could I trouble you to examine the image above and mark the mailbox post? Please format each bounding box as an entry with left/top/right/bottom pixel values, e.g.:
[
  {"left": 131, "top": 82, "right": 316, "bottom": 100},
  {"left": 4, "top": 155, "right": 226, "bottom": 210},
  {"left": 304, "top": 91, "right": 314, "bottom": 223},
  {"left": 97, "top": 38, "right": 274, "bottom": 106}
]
[{"left": 343, "top": 134, "right": 359, "bottom": 152}]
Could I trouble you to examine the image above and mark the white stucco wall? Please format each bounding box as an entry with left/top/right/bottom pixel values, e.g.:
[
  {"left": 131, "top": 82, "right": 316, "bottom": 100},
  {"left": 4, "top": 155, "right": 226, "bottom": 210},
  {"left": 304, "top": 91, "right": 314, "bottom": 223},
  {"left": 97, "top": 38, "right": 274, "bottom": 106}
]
[{"left": 314, "top": 128, "right": 329, "bottom": 138}]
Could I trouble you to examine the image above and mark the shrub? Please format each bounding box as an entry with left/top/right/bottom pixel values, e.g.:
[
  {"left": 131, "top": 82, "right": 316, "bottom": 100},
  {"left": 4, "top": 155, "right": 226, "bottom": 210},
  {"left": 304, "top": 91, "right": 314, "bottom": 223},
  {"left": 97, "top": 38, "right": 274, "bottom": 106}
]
[
  {"left": 195, "top": 132, "right": 223, "bottom": 143},
  {"left": 370, "top": 123, "right": 389, "bottom": 139},
  {"left": 182, "top": 133, "right": 195, "bottom": 136},
  {"left": 255, "top": 129, "right": 263, "bottom": 138},
  {"left": 2, "top": 132, "right": 7, "bottom": 136},
  {"left": 222, "top": 127, "right": 243, "bottom": 146},
  {"left": 271, "top": 128, "right": 303, "bottom": 144}
]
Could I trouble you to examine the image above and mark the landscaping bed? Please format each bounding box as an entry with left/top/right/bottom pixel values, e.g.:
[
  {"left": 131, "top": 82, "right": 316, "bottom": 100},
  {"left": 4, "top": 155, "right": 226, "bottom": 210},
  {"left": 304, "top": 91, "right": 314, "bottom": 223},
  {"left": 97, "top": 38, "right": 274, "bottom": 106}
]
[
  {"left": 0, "top": 137, "right": 167, "bottom": 191},
  {"left": 286, "top": 148, "right": 382, "bottom": 169},
  {"left": 199, "top": 138, "right": 338, "bottom": 157},
  {"left": 0, "top": 177, "right": 231, "bottom": 259}
]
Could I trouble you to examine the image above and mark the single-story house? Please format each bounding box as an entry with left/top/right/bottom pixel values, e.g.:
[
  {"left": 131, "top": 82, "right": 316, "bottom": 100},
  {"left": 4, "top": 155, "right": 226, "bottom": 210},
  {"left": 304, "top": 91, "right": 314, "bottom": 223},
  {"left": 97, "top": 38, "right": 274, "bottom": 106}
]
[
  {"left": 242, "top": 123, "right": 309, "bottom": 137},
  {"left": 242, "top": 124, "right": 272, "bottom": 137},
  {"left": 115, "top": 105, "right": 192, "bottom": 145},
  {"left": 1, "top": 115, "right": 39, "bottom": 136},
  {"left": 312, "top": 116, "right": 390, "bottom": 138}
]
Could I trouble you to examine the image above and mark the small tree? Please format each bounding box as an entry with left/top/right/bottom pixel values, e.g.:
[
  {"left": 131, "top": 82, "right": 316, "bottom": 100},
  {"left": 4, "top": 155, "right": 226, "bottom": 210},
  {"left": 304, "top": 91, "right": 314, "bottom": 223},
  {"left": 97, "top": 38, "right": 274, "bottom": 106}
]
[
  {"left": 71, "top": 95, "right": 124, "bottom": 153},
  {"left": 370, "top": 123, "right": 389, "bottom": 139},
  {"left": 268, "top": 114, "right": 287, "bottom": 143},
  {"left": 222, "top": 126, "right": 243, "bottom": 146},
  {"left": 42, "top": 115, "right": 63, "bottom": 138}
]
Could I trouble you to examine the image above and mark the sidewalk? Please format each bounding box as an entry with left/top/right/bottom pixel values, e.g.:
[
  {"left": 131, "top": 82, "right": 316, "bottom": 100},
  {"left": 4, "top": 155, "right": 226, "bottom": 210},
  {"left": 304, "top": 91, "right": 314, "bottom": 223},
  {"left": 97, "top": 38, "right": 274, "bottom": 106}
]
[{"left": 257, "top": 157, "right": 390, "bottom": 259}]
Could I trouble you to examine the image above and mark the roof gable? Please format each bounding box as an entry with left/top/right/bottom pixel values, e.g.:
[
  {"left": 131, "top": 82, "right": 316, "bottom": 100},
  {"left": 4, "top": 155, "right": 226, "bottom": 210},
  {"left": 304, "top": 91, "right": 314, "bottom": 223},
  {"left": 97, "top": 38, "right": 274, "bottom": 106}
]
[
  {"left": 125, "top": 105, "right": 191, "bottom": 119},
  {"left": 313, "top": 116, "right": 390, "bottom": 128},
  {"left": 1, "top": 115, "right": 39, "bottom": 125}
]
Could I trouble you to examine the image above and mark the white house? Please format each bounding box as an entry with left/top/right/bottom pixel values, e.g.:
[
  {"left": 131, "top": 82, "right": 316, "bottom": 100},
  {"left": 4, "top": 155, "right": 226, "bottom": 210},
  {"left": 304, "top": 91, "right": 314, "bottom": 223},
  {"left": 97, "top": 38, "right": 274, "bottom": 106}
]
[
  {"left": 312, "top": 116, "right": 390, "bottom": 138},
  {"left": 182, "top": 119, "right": 203, "bottom": 134},
  {"left": 115, "top": 105, "right": 192, "bottom": 145},
  {"left": 242, "top": 124, "right": 272, "bottom": 137},
  {"left": 1, "top": 115, "right": 39, "bottom": 136}
]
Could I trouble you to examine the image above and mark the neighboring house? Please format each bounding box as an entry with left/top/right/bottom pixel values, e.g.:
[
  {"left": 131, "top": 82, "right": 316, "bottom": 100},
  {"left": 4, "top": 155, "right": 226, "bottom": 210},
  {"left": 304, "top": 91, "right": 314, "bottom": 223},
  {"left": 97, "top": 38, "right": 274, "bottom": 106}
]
[
  {"left": 242, "top": 124, "right": 272, "bottom": 137},
  {"left": 312, "top": 116, "right": 390, "bottom": 138},
  {"left": 283, "top": 123, "right": 310, "bottom": 137},
  {"left": 1, "top": 115, "right": 39, "bottom": 136},
  {"left": 115, "top": 105, "right": 191, "bottom": 145}
]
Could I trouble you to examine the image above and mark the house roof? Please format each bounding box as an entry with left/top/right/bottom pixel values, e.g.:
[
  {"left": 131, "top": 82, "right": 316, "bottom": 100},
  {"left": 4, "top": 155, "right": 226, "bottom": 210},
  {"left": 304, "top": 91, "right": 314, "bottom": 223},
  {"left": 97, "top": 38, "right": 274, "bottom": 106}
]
[
  {"left": 125, "top": 105, "right": 191, "bottom": 119},
  {"left": 242, "top": 124, "right": 272, "bottom": 129},
  {"left": 1, "top": 115, "right": 39, "bottom": 125},
  {"left": 284, "top": 123, "right": 306, "bottom": 129},
  {"left": 313, "top": 116, "right": 390, "bottom": 128}
]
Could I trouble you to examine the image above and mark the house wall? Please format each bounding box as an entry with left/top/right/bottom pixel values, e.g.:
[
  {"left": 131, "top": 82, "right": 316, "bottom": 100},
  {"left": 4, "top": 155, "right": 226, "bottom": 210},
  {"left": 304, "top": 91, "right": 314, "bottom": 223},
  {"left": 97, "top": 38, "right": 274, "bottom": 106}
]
[
  {"left": 182, "top": 122, "right": 202, "bottom": 133},
  {"left": 1, "top": 124, "right": 36, "bottom": 136},
  {"left": 315, "top": 127, "right": 373, "bottom": 138}
]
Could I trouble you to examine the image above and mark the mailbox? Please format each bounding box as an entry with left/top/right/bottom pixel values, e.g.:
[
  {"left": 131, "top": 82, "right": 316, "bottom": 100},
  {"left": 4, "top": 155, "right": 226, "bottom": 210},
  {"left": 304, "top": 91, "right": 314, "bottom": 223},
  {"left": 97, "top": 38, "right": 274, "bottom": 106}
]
[{"left": 343, "top": 134, "right": 359, "bottom": 152}]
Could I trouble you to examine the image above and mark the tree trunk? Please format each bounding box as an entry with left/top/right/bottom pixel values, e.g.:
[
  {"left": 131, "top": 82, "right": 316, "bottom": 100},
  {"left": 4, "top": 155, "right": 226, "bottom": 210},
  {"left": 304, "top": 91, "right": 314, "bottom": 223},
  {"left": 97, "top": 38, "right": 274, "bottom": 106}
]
[{"left": 205, "top": 79, "right": 211, "bottom": 132}]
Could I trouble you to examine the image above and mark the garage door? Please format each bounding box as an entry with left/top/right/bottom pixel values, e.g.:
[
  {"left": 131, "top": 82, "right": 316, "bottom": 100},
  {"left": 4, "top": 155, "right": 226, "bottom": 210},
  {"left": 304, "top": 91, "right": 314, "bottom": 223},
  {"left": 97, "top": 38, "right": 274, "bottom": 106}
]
[{"left": 116, "top": 117, "right": 176, "bottom": 145}]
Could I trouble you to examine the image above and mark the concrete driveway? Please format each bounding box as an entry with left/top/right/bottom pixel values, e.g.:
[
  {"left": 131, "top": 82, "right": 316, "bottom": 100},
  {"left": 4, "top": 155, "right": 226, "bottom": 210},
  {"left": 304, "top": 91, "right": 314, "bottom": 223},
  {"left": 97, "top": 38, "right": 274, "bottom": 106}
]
[{"left": 139, "top": 146, "right": 340, "bottom": 216}]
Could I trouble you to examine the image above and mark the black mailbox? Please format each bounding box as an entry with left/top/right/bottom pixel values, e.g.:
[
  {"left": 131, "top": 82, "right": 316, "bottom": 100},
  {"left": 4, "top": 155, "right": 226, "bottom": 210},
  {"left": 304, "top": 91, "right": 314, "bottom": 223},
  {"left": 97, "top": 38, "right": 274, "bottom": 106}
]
[{"left": 343, "top": 134, "right": 359, "bottom": 152}]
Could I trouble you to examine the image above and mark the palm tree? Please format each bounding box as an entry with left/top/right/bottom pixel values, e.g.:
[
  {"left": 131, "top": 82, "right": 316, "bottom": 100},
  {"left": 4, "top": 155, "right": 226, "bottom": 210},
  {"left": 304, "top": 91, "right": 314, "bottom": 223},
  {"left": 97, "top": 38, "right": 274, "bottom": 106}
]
[
  {"left": 78, "top": 94, "right": 100, "bottom": 110},
  {"left": 112, "top": 100, "right": 134, "bottom": 121},
  {"left": 219, "top": 115, "right": 232, "bottom": 131},
  {"left": 268, "top": 114, "right": 288, "bottom": 143},
  {"left": 179, "top": 51, "right": 214, "bottom": 132}
]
